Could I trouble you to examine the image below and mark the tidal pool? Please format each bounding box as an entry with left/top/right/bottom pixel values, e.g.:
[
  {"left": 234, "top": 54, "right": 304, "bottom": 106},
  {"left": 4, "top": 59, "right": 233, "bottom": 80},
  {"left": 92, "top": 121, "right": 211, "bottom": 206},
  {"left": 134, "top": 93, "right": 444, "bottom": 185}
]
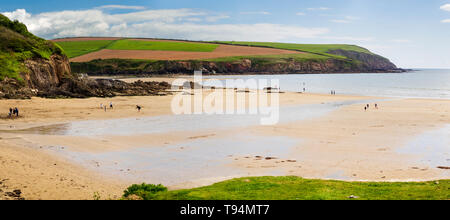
[
  {"left": 45, "top": 133, "right": 301, "bottom": 186},
  {"left": 397, "top": 125, "right": 450, "bottom": 176}
]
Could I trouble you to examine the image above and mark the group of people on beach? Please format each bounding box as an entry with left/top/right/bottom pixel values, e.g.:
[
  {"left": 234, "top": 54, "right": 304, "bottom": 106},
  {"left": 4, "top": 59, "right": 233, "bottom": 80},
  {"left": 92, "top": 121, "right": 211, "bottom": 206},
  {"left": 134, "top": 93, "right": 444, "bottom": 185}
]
[
  {"left": 99, "top": 102, "right": 142, "bottom": 112},
  {"left": 8, "top": 107, "right": 19, "bottom": 118},
  {"left": 100, "top": 102, "right": 114, "bottom": 112},
  {"left": 331, "top": 90, "right": 336, "bottom": 95},
  {"left": 364, "top": 103, "right": 379, "bottom": 111}
]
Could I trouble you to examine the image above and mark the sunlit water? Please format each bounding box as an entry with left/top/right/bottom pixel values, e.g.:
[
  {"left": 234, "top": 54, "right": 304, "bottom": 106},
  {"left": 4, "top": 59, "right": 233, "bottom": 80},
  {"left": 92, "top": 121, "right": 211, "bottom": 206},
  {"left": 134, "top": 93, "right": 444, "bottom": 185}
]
[
  {"left": 202, "top": 69, "right": 450, "bottom": 99},
  {"left": 16, "top": 99, "right": 379, "bottom": 136},
  {"left": 398, "top": 125, "right": 450, "bottom": 169},
  {"left": 46, "top": 133, "right": 301, "bottom": 185}
]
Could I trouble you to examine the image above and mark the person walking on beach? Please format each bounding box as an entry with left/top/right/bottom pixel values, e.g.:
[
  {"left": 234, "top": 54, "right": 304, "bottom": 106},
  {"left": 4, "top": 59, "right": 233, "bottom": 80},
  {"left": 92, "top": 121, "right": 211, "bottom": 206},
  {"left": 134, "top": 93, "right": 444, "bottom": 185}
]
[
  {"left": 375, "top": 103, "right": 378, "bottom": 109},
  {"left": 13, "top": 107, "right": 19, "bottom": 117},
  {"left": 110, "top": 102, "right": 113, "bottom": 109},
  {"left": 136, "top": 105, "right": 142, "bottom": 112},
  {"left": 8, "top": 108, "right": 13, "bottom": 118},
  {"left": 100, "top": 103, "right": 103, "bottom": 109}
]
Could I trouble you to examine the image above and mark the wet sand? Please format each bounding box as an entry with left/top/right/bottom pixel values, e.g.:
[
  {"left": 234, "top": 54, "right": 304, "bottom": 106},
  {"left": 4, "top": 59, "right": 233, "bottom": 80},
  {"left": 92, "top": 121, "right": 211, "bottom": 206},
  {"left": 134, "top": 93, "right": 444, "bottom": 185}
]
[{"left": 0, "top": 82, "right": 449, "bottom": 199}]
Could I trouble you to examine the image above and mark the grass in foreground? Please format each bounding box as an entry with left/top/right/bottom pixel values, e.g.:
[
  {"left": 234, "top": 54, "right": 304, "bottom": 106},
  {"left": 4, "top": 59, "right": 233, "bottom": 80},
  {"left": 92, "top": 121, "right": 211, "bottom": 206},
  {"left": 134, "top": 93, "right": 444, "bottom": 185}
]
[{"left": 123, "top": 177, "right": 450, "bottom": 200}]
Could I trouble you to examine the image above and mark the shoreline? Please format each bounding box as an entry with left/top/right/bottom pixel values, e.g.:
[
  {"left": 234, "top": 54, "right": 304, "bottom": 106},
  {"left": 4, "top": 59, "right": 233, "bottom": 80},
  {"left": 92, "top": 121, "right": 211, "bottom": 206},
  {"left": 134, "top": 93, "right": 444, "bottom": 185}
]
[{"left": 0, "top": 83, "right": 449, "bottom": 199}]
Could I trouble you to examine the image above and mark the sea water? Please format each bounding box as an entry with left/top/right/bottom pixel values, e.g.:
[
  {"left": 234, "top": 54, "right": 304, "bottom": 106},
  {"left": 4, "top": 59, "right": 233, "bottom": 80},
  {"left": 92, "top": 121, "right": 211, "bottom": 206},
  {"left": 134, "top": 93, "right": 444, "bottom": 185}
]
[{"left": 202, "top": 69, "right": 450, "bottom": 99}]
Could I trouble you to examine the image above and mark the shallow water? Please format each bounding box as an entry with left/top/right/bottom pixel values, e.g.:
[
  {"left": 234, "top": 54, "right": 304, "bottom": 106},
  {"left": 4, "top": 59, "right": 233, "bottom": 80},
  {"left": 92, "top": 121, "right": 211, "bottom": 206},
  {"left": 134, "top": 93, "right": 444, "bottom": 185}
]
[
  {"left": 13, "top": 99, "right": 379, "bottom": 136},
  {"left": 46, "top": 133, "right": 301, "bottom": 185},
  {"left": 202, "top": 69, "right": 450, "bottom": 99},
  {"left": 397, "top": 125, "right": 450, "bottom": 170}
]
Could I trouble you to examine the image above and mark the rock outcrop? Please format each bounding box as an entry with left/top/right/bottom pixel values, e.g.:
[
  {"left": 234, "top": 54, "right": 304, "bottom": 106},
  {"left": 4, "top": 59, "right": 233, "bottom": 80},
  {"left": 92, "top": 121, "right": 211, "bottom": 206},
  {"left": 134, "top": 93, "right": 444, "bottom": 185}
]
[
  {"left": 327, "top": 49, "right": 398, "bottom": 71},
  {"left": 22, "top": 54, "right": 72, "bottom": 90}
]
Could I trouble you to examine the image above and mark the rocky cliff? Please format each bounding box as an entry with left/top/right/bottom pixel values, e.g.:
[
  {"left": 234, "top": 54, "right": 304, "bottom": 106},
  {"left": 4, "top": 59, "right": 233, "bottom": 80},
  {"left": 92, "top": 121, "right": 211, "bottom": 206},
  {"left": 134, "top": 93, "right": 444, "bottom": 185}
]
[{"left": 22, "top": 54, "right": 72, "bottom": 89}]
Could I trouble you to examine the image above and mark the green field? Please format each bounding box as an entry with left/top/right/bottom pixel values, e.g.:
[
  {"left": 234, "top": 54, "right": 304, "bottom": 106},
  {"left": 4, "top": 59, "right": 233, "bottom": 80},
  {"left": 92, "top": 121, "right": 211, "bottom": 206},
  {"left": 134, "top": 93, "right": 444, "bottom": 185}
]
[
  {"left": 55, "top": 39, "right": 220, "bottom": 58},
  {"left": 205, "top": 53, "right": 328, "bottom": 63},
  {"left": 55, "top": 40, "right": 115, "bottom": 58},
  {"left": 55, "top": 38, "right": 376, "bottom": 63},
  {"left": 213, "top": 41, "right": 373, "bottom": 59},
  {"left": 107, "top": 39, "right": 219, "bottom": 52},
  {"left": 123, "top": 177, "right": 450, "bottom": 200}
]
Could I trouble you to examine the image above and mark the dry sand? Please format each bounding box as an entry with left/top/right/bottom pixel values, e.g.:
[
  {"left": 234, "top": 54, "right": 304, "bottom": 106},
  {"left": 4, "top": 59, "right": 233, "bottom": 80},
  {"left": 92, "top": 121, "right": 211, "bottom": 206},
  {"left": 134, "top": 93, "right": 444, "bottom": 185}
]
[{"left": 0, "top": 79, "right": 449, "bottom": 199}]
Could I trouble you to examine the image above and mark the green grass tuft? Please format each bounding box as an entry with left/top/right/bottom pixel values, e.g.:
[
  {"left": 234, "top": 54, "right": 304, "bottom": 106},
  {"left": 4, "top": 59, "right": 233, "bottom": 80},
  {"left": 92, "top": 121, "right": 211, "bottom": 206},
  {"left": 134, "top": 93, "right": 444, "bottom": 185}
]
[{"left": 128, "top": 177, "right": 449, "bottom": 200}]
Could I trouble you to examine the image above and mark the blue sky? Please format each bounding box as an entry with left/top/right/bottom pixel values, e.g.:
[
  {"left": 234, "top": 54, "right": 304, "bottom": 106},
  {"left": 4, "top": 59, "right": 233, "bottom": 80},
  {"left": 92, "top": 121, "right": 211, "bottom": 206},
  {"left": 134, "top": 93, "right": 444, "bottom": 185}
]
[{"left": 2, "top": 0, "right": 450, "bottom": 68}]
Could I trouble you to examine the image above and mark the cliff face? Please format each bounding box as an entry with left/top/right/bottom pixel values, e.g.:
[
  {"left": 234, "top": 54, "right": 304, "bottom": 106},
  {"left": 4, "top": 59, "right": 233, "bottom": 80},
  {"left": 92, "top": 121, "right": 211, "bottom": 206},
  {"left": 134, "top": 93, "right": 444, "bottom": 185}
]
[
  {"left": 23, "top": 54, "right": 72, "bottom": 89},
  {"left": 327, "top": 49, "right": 398, "bottom": 71},
  {"left": 0, "top": 55, "right": 72, "bottom": 99}
]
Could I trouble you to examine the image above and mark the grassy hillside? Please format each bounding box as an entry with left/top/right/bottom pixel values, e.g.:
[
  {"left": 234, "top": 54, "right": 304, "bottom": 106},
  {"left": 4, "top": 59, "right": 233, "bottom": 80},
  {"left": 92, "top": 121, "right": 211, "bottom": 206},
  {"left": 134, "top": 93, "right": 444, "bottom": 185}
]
[
  {"left": 205, "top": 53, "right": 328, "bottom": 63},
  {"left": 54, "top": 38, "right": 387, "bottom": 68},
  {"left": 213, "top": 41, "right": 374, "bottom": 59},
  {"left": 124, "top": 177, "right": 449, "bottom": 200},
  {"left": 55, "top": 39, "right": 219, "bottom": 58},
  {"left": 0, "top": 14, "right": 64, "bottom": 81}
]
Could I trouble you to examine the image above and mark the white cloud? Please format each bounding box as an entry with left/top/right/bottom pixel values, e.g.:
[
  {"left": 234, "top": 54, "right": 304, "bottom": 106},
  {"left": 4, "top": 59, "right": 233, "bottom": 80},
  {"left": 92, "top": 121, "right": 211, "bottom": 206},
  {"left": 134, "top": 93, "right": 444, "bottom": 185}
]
[
  {"left": 1, "top": 8, "right": 328, "bottom": 41},
  {"left": 440, "top": 4, "right": 450, "bottom": 12},
  {"left": 330, "top": 19, "right": 351, "bottom": 23},
  {"left": 442, "top": 19, "right": 450, "bottom": 23},
  {"left": 205, "top": 15, "right": 230, "bottom": 22},
  {"left": 97, "top": 5, "right": 146, "bottom": 10},
  {"left": 391, "top": 39, "right": 412, "bottom": 43},
  {"left": 321, "top": 36, "right": 374, "bottom": 42},
  {"left": 307, "top": 7, "right": 330, "bottom": 11},
  {"left": 330, "top": 16, "right": 359, "bottom": 24},
  {"left": 240, "top": 11, "right": 271, "bottom": 15},
  {"left": 296, "top": 12, "right": 306, "bottom": 16}
]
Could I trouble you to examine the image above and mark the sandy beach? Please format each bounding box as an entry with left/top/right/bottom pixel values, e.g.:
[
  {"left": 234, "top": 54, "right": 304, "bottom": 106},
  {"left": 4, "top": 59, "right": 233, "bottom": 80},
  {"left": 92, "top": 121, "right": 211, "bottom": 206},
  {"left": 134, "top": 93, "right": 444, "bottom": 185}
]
[{"left": 0, "top": 79, "right": 449, "bottom": 200}]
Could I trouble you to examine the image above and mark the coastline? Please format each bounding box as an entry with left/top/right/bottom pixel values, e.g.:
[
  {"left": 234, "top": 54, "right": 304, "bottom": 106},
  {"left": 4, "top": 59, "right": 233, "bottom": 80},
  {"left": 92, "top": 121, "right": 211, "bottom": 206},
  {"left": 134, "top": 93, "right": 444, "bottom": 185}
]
[{"left": 0, "top": 79, "right": 449, "bottom": 199}]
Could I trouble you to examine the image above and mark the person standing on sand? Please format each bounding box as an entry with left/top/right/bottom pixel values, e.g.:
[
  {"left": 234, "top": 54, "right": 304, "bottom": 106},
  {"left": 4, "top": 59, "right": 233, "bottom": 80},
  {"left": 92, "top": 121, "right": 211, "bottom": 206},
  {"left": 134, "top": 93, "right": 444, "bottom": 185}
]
[
  {"left": 14, "top": 107, "right": 19, "bottom": 117},
  {"left": 100, "top": 103, "right": 103, "bottom": 109},
  {"left": 110, "top": 102, "right": 113, "bottom": 109},
  {"left": 136, "top": 105, "right": 142, "bottom": 112},
  {"left": 375, "top": 103, "right": 378, "bottom": 109},
  {"left": 8, "top": 108, "right": 13, "bottom": 117}
]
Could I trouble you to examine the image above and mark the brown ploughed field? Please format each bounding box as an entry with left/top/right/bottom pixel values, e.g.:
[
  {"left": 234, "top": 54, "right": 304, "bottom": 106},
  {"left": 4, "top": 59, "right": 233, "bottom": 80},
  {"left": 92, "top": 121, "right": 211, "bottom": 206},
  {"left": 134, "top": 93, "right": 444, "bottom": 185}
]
[{"left": 71, "top": 45, "right": 301, "bottom": 62}]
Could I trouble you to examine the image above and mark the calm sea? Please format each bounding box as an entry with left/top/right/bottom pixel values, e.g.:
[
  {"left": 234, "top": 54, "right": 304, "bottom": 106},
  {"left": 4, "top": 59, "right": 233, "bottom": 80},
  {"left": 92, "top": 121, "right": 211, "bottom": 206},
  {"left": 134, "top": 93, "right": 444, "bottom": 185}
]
[{"left": 202, "top": 69, "right": 450, "bottom": 99}]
